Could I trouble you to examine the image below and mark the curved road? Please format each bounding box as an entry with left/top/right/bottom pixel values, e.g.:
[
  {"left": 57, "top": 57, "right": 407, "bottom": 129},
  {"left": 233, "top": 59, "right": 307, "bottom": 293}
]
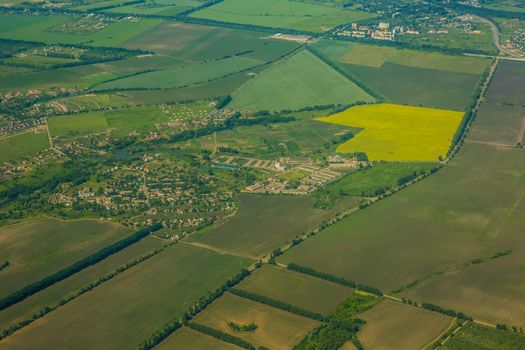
[{"left": 470, "top": 14, "right": 503, "bottom": 54}]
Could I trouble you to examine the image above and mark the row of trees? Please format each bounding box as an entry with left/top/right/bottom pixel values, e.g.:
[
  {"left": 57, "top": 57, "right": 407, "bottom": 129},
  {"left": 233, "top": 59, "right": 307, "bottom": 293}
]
[
  {"left": 229, "top": 288, "right": 326, "bottom": 322},
  {"left": 0, "top": 224, "right": 162, "bottom": 312},
  {"left": 287, "top": 263, "right": 383, "bottom": 296},
  {"left": 0, "top": 243, "right": 171, "bottom": 340},
  {"left": 0, "top": 261, "right": 9, "bottom": 272},
  {"left": 137, "top": 268, "right": 252, "bottom": 350},
  {"left": 186, "top": 322, "right": 255, "bottom": 349}
]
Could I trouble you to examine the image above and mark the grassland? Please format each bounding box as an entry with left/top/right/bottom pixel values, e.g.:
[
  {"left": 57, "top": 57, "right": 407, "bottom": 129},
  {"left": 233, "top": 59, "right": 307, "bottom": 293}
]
[
  {"left": 0, "top": 218, "right": 129, "bottom": 299},
  {"left": 96, "top": 56, "right": 261, "bottom": 90},
  {"left": 441, "top": 323, "right": 525, "bottom": 350},
  {"left": 0, "top": 237, "right": 164, "bottom": 332},
  {"left": 322, "top": 162, "right": 437, "bottom": 197},
  {"left": 237, "top": 265, "right": 353, "bottom": 314},
  {"left": 312, "top": 40, "right": 489, "bottom": 110},
  {"left": 1, "top": 244, "right": 250, "bottom": 350},
  {"left": 187, "top": 194, "right": 355, "bottom": 258},
  {"left": 356, "top": 300, "right": 453, "bottom": 350},
  {"left": 0, "top": 14, "right": 163, "bottom": 46},
  {"left": 178, "top": 118, "right": 358, "bottom": 158},
  {"left": 190, "top": 0, "right": 375, "bottom": 33},
  {"left": 230, "top": 50, "right": 374, "bottom": 112},
  {"left": 123, "top": 21, "right": 299, "bottom": 62},
  {"left": 0, "top": 131, "right": 49, "bottom": 163},
  {"left": 192, "top": 292, "right": 320, "bottom": 350},
  {"left": 318, "top": 104, "right": 463, "bottom": 161},
  {"left": 156, "top": 327, "right": 240, "bottom": 350}
]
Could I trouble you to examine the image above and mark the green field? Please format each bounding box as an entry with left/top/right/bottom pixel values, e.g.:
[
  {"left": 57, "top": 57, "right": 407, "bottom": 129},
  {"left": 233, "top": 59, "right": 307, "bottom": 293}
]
[
  {"left": 230, "top": 50, "right": 374, "bottom": 112},
  {"left": 96, "top": 56, "right": 261, "bottom": 90},
  {"left": 322, "top": 162, "right": 437, "bottom": 197},
  {"left": 190, "top": 0, "right": 375, "bottom": 33},
  {"left": 123, "top": 21, "right": 299, "bottom": 62},
  {"left": 0, "top": 218, "right": 129, "bottom": 299},
  {"left": 441, "top": 323, "right": 525, "bottom": 350},
  {"left": 156, "top": 327, "right": 240, "bottom": 350},
  {"left": 178, "top": 118, "right": 358, "bottom": 158},
  {"left": 356, "top": 300, "right": 453, "bottom": 350},
  {"left": 0, "top": 237, "right": 164, "bottom": 332},
  {"left": 0, "top": 14, "right": 163, "bottom": 46},
  {"left": 312, "top": 40, "right": 489, "bottom": 110},
  {"left": 188, "top": 194, "right": 355, "bottom": 258},
  {"left": 237, "top": 265, "right": 353, "bottom": 314},
  {"left": 0, "top": 131, "right": 49, "bottom": 163},
  {"left": 193, "top": 292, "right": 320, "bottom": 350},
  {"left": 1, "top": 244, "right": 250, "bottom": 350}
]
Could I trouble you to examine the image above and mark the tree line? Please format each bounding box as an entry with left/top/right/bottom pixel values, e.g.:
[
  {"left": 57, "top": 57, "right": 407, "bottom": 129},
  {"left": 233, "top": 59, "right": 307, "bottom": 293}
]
[
  {"left": 229, "top": 288, "right": 326, "bottom": 322},
  {"left": 0, "top": 224, "right": 162, "bottom": 312},
  {"left": 287, "top": 263, "right": 383, "bottom": 296},
  {"left": 186, "top": 322, "right": 255, "bottom": 349}
]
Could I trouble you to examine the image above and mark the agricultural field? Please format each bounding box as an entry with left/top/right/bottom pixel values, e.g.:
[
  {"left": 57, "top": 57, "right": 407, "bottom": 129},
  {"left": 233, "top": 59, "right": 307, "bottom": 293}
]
[
  {"left": 156, "top": 327, "right": 240, "bottom": 350},
  {"left": 187, "top": 194, "right": 353, "bottom": 258},
  {"left": 321, "top": 162, "right": 437, "bottom": 197},
  {"left": 236, "top": 265, "right": 353, "bottom": 314},
  {"left": 318, "top": 104, "right": 463, "bottom": 161},
  {"left": 95, "top": 56, "right": 261, "bottom": 90},
  {"left": 485, "top": 60, "right": 525, "bottom": 106},
  {"left": 0, "top": 131, "right": 49, "bottom": 163},
  {"left": 0, "top": 244, "right": 250, "bottom": 350},
  {"left": 190, "top": 0, "right": 375, "bottom": 33},
  {"left": 0, "top": 218, "right": 129, "bottom": 299},
  {"left": 356, "top": 300, "right": 453, "bottom": 350},
  {"left": 468, "top": 103, "right": 525, "bottom": 146},
  {"left": 441, "top": 323, "right": 525, "bottom": 350},
  {"left": 178, "top": 118, "right": 358, "bottom": 158},
  {"left": 312, "top": 40, "right": 490, "bottom": 110},
  {"left": 0, "top": 236, "right": 164, "bottom": 332},
  {"left": 192, "top": 292, "right": 320, "bottom": 350},
  {"left": 123, "top": 21, "right": 300, "bottom": 62},
  {"left": 230, "top": 49, "right": 374, "bottom": 112},
  {"left": 0, "top": 14, "right": 163, "bottom": 46}
]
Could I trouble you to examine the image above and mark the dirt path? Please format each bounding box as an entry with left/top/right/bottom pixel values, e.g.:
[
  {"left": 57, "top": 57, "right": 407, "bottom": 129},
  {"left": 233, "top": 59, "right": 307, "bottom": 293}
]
[
  {"left": 465, "top": 139, "right": 514, "bottom": 148},
  {"left": 180, "top": 241, "right": 257, "bottom": 261},
  {"left": 45, "top": 118, "right": 53, "bottom": 149}
]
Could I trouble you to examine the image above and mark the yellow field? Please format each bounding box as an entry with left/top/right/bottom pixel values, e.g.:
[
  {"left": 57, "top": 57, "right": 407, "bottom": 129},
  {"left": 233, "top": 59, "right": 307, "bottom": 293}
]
[{"left": 318, "top": 104, "right": 463, "bottom": 162}]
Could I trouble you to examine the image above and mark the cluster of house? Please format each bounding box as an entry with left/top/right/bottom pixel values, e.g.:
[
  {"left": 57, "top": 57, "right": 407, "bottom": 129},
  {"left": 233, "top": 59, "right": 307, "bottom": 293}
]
[{"left": 336, "top": 22, "right": 405, "bottom": 41}]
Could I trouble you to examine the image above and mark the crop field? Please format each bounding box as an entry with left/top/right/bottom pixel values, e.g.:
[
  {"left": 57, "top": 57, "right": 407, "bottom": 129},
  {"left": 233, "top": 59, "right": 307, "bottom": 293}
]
[
  {"left": 318, "top": 104, "right": 463, "bottom": 161},
  {"left": 3, "top": 54, "right": 75, "bottom": 68},
  {"left": 322, "top": 162, "right": 437, "bottom": 197},
  {"left": 192, "top": 292, "right": 320, "bottom": 350},
  {"left": 123, "top": 21, "right": 299, "bottom": 62},
  {"left": 156, "top": 327, "right": 240, "bottom": 350},
  {"left": 95, "top": 56, "right": 262, "bottom": 90},
  {"left": 468, "top": 104, "right": 525, "bottom": 146},
  {"left": 48, "top": 111, "right": 109, "bottom": 139},
  {"left": 401, "top": 252, "right": 525, "bottom": 328},
  {"left": 312, "top": 40, "right": 488, "bottom": 110},
  {"left": 0, "top": 131, "right": 49, "bottom": 163},
  {"left": 190, "top": 0, "right": 375, "bottom": 33},
  {"left": 0, "top": 218, "right": 129, "bottom": 299},
  {"left": 486, "top": 60, "right": 525, "bottom": 106},
  {"left": 279, "top": 141, "right": 525, "bottom": 292},
  {"left": 441, "top": 323, "right": 525, "bottom": 350},
  {"left": 356, "top": 300, "right": 452, "bottom": 350},
  {"left": 0, "top": 64, "right": 118, "bottom": 92},
  {"left": 230, "top": 50, "right": 374, "bottom": 112},
  {"left": 237, "top": 265, "right": 353, "bottom": 314},
  {"left": 0, "top": 14, "right": 163, "bottom": 46},
  {"left": 50, "top": 93, "right": 132, "bottom": 113},
  {"left": 187, "top": 193, "right": 353, "bottom": 258},
  {"left": 1, "top": 244, "right": 250, "bottom": 350},
  {"left": 0, "top": 237, "right": 164, "bottom": 332},
  {"left": 312, "top": 40, "right": 490, "bottom": 74},
  {"left": 179, "top": 118, "right": 358, "bottom": 158},
  {"left": 103, "top": 0, "right": 203, "bottom": 16}
]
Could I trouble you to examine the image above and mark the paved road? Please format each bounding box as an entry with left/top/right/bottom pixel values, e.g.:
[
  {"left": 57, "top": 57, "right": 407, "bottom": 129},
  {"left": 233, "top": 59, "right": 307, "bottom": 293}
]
[{"left": 470, "top": 14, "right": 503, "bottom": 53}]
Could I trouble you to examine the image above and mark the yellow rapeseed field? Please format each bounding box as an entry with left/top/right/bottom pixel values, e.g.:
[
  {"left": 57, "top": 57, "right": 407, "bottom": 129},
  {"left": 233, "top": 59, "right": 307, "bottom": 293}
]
[{"left": 318, "top": 103, "right": 463, "bottom": 161}]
